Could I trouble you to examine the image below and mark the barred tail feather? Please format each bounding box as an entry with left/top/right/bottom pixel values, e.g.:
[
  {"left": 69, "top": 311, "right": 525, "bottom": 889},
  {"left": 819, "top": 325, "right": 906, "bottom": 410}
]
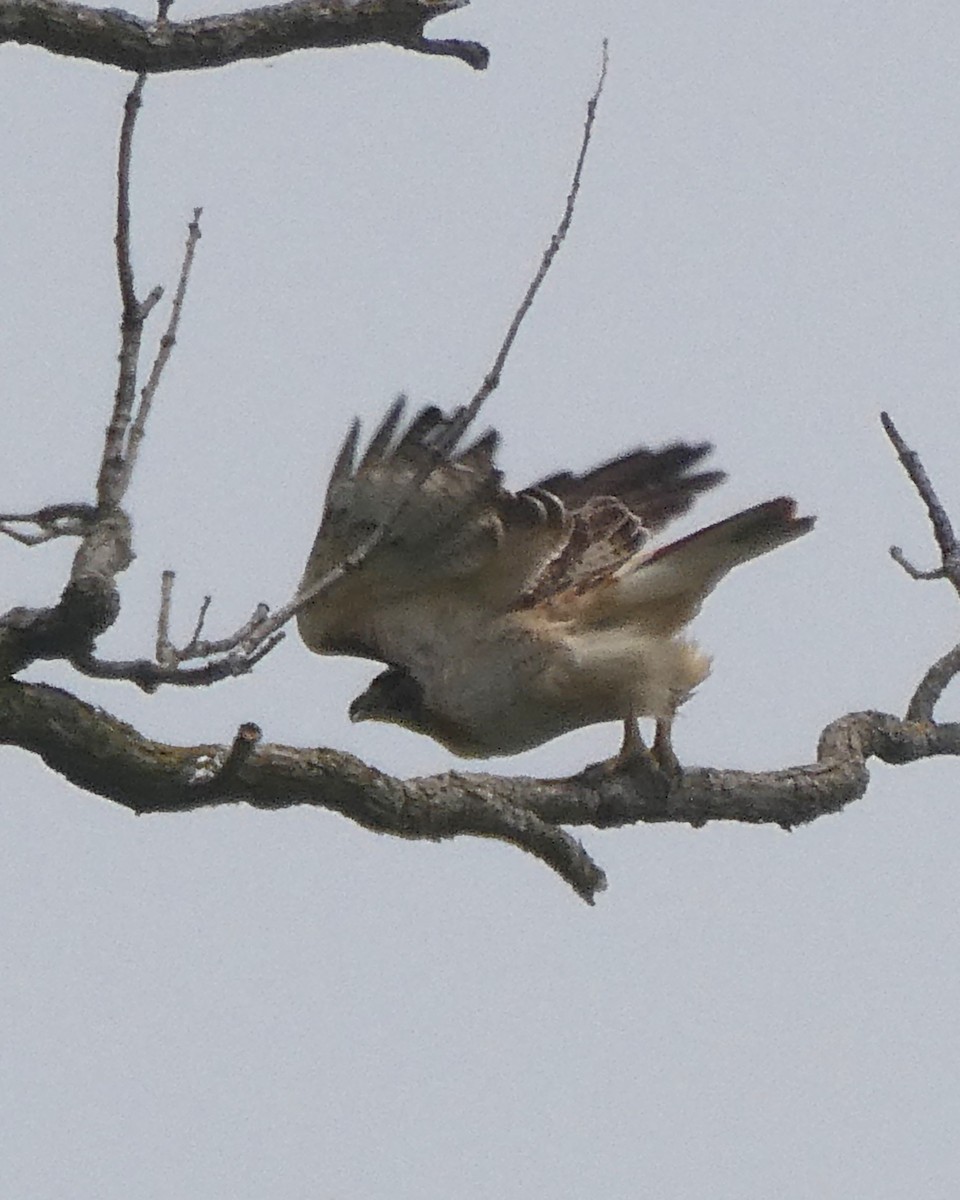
[{"left": 576, "top": 498, "right": 814, "bottom": 632}]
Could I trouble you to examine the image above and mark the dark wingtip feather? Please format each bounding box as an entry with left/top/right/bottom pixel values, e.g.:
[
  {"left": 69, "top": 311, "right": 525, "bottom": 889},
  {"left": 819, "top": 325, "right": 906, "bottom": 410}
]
[
  {"left": 399, "top": 405, "right": 446, "bottom": 449},
  {"left": 329, "top": 417, "right": 361, "bottom": 487},
  {"left": 359, "top": 395, "right": 407, "bottom": 469},
  {"left": 535, "top": 440, "right": 726, "bottom": 532},
  {"left": 457, "top": 428, "right": 500, "bottom": 469}
]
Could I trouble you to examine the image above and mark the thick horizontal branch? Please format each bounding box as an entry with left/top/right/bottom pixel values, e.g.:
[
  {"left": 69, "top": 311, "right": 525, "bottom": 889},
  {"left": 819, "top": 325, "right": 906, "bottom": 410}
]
[
  {"left": 3, "top": 681, "right": 958, "bottom": 902},
  {"left": 0, "top": 681, "right": 604, "bottom": 902},
  {"left": 0, "top": 0, "right": 488, "bottom": 72}
]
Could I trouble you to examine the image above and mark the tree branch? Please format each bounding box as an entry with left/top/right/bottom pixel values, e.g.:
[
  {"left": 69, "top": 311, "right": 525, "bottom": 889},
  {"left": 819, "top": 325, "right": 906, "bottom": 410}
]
[
  {"left": 0, "top": 0, "right": 488, "bottom": 72},
  {"left": 4, "top": 680, "right": 960, "bottom": 904},
  {"left": 881, "top": 412, "right": 960, "bottom": 719},
  {"left": 5, "top": 25, "right": 960, "bottom": 905},
  {"left": 0, "top": 680, "right": 606, "bottom": 902},
  {"left": 882, "top": 410, "right": 960, "bottom": 596},
  {"left": 0, "top": 79, "right": 200, "bottom": 678}
]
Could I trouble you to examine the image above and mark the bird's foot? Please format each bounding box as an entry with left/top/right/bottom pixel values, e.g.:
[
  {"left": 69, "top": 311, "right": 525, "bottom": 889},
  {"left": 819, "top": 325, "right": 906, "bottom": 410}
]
[
  {"left": 606, "top": 716, "right": 671, "bottom": 778},
  {"left": 651, "top": 717, "right": 683, "bottom": 781},
  {"left": 605, "top": 717, "right": 682, "bottom": 781}
]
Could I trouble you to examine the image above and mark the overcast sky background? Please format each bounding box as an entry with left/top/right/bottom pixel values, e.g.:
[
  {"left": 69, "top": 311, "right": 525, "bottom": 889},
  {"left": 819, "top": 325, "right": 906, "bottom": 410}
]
[{"left": 2, "top": 2, "right": 960, "bottom": 1196}]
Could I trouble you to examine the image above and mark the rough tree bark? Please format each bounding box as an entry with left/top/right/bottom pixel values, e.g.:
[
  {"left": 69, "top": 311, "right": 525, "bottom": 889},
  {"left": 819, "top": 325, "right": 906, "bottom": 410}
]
[
  {"left": 0, "top": 0, "right": 489, "bottom": 71},
  {"left": 3, "top": 11, "right": 959, "bottom": 904}
]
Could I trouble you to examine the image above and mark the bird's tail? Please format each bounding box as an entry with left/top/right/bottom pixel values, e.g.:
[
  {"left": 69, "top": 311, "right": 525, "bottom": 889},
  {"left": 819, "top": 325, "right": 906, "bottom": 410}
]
[{"left": 573, "top": 497, "right": 814, "bottom": 633}]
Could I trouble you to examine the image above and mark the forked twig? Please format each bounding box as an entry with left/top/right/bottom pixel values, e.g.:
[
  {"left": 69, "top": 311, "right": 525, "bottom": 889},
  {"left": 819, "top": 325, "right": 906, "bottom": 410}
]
[
  {"left": 123, "top": 208, "right": 203, "bottom": 489},
  {"left": 882, "top": 411, "right": 960, "bottom": 595},
  {"left": 0, "top": 504, "right": 99, "bottom": 546},
  {"left": 882, "top": 412, "right": 960, "bottom": 720}
]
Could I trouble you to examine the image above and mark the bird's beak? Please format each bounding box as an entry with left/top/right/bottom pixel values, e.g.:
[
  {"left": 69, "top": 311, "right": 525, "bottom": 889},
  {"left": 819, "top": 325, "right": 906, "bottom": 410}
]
[{"left": 348, "top": 696, "right": 369, "bottom": 723}]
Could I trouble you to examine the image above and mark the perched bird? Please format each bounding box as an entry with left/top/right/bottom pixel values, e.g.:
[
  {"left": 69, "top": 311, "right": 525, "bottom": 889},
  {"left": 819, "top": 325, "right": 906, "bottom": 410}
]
[{"left": 297, "top": 398, "right": 813, "bottom": 768}]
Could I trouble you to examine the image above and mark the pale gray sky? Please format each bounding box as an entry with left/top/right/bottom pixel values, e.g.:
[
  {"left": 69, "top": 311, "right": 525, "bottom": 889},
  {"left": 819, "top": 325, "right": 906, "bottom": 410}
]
[{"left": 2, "top": 3, "right": 960, "bottom": 1197}]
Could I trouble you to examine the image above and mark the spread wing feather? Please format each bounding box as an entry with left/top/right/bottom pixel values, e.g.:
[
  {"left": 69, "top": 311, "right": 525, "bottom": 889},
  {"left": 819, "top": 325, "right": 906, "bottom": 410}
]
[
  {"left": 298, "top": 399, "right": 568, "bottom": 659},
  {"left": 297, "top": 398, "right": 729, "bottom": 664},
  {"left": 535, "top": 442, "right": 725, "bottom": 533}
]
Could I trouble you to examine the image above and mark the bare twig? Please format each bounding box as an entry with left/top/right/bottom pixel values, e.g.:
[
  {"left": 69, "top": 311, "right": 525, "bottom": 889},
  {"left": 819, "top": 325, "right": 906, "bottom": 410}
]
[
  {"left": 122, "top": 208, "right": 203, "bottom": 490},
  {"left": 0, "top": 503, "right": 99, "bottom": 546},
  {"left": 72, "top": 636, "right": 282, "bottom": 692},
  {"left": 184, "top": 593, "right": 214, "bottom": 655},
  {"left": 0, "top": 524, "right": 58, "bottom": 548},
  {"left": 114, "top": 75, "right": 144, "bottom": 323},
  {"left": 99, "top": 72, "right": 151, "bottom": 511},
  {"left": 155, "top": 571, "right": 272, "bottom": 661},
  {"left": 14, "top": 90, "right": 205, "bottom": 679},
  {"left": 443, "top": 40, "right": 610, "bottom": 454},
  {"left": 888, "top": 546, "right": 944, "bottom": 581},
  {"left": 155, "top": 570, "right": 176, "bottom": 665},
  {"left": 877, "top": 412, "right": 960, "bottom": 719},
  {"left": 882, "top": 411, "right": 960, "bottom": 596}
]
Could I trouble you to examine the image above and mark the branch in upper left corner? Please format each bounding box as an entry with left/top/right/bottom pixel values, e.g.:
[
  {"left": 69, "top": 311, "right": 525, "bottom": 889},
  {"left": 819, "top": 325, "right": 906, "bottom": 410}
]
[{"left": 0, "top": 0, "right": 489, "bottom": 73}]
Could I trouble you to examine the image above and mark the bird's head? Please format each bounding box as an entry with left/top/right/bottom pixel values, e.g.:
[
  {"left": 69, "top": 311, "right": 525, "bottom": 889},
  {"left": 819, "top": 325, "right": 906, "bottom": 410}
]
[
  {"left": 349, "top": 667, "right": 484, "bottom": 756},
  {"left": 349, "top": 667, "right": 430, "bottom": 732}
]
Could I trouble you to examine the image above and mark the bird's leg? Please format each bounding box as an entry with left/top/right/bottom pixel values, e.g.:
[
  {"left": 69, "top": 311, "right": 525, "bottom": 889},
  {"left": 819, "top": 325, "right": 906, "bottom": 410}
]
[
  {"left": 614, "top": 707, "right": 662, "bottom": 771},
  {"left": 618, "top": 711, "right": 647, "bottom": 763},
  {"left": 652, "top": 716, "right": 682, "bottom": 779}
]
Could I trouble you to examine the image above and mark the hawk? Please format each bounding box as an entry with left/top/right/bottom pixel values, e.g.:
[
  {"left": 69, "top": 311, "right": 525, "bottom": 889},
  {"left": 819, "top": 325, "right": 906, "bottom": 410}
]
[{"left": 297, "top": 398, "right": 813, "bottom": 768}]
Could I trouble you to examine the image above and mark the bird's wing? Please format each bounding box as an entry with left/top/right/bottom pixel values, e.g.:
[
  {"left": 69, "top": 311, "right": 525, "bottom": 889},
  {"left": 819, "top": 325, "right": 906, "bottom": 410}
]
[
  {"left": 535, "top": 440, "right": 725, "bottom": 533},
  {"left": 537, "top": 497, "right": 815, "bottom": 634},
  {"left": 297, "top": 398, "right": 735, "bottom": 668},
  {"left": 519, "top": 443, "right": 727, "bottom": 606},
  {"left": 296, "top": 398, "right": 570, "bottom": 660}
]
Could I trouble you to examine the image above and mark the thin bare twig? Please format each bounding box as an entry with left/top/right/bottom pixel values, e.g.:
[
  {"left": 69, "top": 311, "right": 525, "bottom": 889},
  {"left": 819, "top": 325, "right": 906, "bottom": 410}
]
[
  {"left": 72, "top": 635, "right": 282, "bottom": 692},
  {"left": 155, "top": 569, "right": 176, "bottom": 665},
  {"left": 877, "top": 412, "right": 960, "bottom": 719},
  {"left": 442, "top": 40, "right": 610, "bottom": 454},
  {"left": 0, "top": 524, "right": 58, "bottom": 547},
  {"left": 99, "top": 72, "right": 151, "bottom": 510},
  {"left": 882, "top": 411, "right": 960, "bottom": 596},
  {"left": 888, "top": 546, "right": 944, "bottom": 581},
  {"left": 184, "top": 593, "right": 214, "bottom": 654},
  {"left": 123, "top": 208, "right": 203, "bottom": 489},
  {"left": 114, "top": 74, "right": 144, "bottom": 324},
  {"left": 0, "top": 503, "right": 99, "bottom": 546}
]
